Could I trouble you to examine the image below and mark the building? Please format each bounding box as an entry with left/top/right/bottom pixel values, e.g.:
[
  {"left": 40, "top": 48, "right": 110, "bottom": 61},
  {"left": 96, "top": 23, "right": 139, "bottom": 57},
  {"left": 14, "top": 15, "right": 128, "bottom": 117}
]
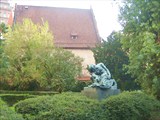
[
  {"left": 0, "top": 0, "right": 13, "bottom": 25},
  {"left": 14, "top": 5, "right": 101, "bottom": 80}
]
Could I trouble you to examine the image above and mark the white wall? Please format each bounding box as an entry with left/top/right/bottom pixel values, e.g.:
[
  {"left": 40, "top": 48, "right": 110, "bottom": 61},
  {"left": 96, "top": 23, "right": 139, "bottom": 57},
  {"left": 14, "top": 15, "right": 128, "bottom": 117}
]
[{"left": 68, "top": 49, "right": 95, "bottom": 76}]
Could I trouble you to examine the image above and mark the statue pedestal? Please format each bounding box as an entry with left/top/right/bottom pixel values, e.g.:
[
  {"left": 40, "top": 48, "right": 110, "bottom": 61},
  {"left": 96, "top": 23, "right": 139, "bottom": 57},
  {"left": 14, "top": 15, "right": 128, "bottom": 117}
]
[{"left": 81, "top": 87, "right": 120, "bottom": 100}]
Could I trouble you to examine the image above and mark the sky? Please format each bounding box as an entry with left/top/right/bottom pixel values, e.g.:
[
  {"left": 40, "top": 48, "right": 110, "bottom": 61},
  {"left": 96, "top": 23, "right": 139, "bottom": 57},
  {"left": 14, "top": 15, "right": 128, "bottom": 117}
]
[{"left": 10, "top": 0, "right": 122, "bottom": 40}]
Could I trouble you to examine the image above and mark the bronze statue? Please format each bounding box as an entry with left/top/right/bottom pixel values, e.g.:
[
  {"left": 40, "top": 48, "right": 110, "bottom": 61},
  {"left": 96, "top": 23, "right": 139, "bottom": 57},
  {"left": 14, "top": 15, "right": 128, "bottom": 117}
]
[{"left": 88, "top": 63, "right": 117, "bottom": 89}]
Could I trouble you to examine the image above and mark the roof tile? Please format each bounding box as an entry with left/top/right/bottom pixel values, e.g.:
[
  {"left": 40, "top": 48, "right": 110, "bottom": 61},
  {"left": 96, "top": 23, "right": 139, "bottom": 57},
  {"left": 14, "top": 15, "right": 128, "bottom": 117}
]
[{"left": 15, "top": 5, "right": 100, "bottom": 48}]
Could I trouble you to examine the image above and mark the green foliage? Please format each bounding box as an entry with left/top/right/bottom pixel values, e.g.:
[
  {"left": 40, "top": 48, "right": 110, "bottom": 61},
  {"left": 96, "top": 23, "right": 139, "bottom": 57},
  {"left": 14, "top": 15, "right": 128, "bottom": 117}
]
[
  {"left": 14, "top": 91, "right": 160, "bottom": 120},
  {"left": 0, "top": 22, "right": 8, "bottom": 34},
  {"left": 2, "top": 19, "right": 82, "bottom": 91},
  {"left": 92, "top": 31, "right": 139, "bottom": 90},
  {"left": 150, "top": 111, "right": 160, "bottom": 120},
  {"left": 0, "top": 98, "right": 24, "bottom": 120},
  {"left": 0, "top": 90, "right": 58, "bottom": 95},
  {"left": 71, "top": 81, "right": 89, "bottom": 92},
  {"left": 39, "top": 48, "right": 83, "bottom": 92},
  {"left": 0, "top": 91, "right": 57, "bottom": 106},
  {"left": 15, "top": 92, "right": 107, "bottom": 120},
  {"left": 101, "top": 91, "right": 160, "bottom": 120},
  {"left": 0, "top": 23, "right": 9, "bottom": 89},
  {"left": 119, "top": 0, "right": 160, "bottom": 99},
  {"left": 3, "top": 19, "right": 53, "bottom": 90},
  {"left": 0, "top": 94, "right": 35, "bottom": 106}
]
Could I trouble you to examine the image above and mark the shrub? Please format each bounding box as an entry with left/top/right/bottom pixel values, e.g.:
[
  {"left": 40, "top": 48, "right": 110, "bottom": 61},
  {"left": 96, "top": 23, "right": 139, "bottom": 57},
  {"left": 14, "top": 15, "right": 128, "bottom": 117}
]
[
  {"left": 101, "top": 91, "right": 160, "bottom": 120},
  {"left": 15, "top": 92, "right": 108, "bottom": 120},
  {"left": 0, "top": 91, "right": 57, "bottom": 106},
  {"left": 71, "top": 81, "right": 89, "bottom": 92},
  {"left": 0, "top": 94, "right": 35, "bottom": 106},
  {"left": 0, "top": 98, "right": 24, "bottom": 120},
  {"left": 0, "top": 90, "right": 58, "bottom": 95}
]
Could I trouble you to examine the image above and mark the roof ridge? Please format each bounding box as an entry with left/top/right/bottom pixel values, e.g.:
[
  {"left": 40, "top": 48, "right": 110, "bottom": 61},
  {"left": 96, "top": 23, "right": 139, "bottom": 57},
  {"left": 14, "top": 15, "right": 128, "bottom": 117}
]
[{"left": 16, "top": 4, "right": 90, "bottom": 10}]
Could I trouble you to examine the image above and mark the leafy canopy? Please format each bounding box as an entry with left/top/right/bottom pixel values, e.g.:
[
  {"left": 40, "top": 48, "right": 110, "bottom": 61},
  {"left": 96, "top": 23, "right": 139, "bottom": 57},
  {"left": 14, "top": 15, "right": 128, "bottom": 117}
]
[
  {"left": 119, "top": 0, "right": 160, "bottom": 98},
  {"left": 2, "top": 19, "right": 82, "bottom": 91},
  {"left": 0, "top": 23, "right": 9, "bottom": 86},
  {"left": 3, "top": 19, "right": 54, "bottom": 90},
  {"left": 92, "top": 31, "right": 139, "bottom": 90}
]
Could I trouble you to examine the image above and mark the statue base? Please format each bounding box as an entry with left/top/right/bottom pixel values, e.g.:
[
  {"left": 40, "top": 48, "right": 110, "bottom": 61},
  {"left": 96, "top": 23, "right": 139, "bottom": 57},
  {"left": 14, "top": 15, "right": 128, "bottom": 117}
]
[{"left": 81, "top": 87, "right": 120, "bottom": 100}]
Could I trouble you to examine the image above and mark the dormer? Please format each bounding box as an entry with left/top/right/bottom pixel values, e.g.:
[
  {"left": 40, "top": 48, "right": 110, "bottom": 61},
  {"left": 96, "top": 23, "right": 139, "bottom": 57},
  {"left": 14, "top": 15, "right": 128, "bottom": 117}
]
[{"left": 70, "top": 33, "right": 78, "bottom": 40}]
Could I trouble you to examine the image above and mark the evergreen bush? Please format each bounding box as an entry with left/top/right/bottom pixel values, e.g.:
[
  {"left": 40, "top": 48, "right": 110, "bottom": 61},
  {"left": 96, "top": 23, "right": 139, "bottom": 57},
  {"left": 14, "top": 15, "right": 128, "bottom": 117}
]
[
  {"left": 14, "top": 91, "right": 160, "bottom": 120},
  {"left": 0, "top": 94, "right": 35, "bottom": 106},
  {"left": 15, "top": 92, "right": 108, "bottom": 120},
  {"left": 101, "top": 91, "right": 160, "bottom": 120},
  {"left": 0, "top": 98, "right": 24, "bottom": 120}
]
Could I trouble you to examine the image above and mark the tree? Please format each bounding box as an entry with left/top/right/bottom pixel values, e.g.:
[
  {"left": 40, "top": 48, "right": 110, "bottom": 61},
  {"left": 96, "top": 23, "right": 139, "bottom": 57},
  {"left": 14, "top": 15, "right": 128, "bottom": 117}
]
[
  {"left": 39, "top": 48, "right": 83, "bottom": 92},
  {"left": 118, "top": 0, "right": 160, "bottom": 98},
  {"left": 92, "top": 31, "right": 139, "bottom": 90},
  {"left": 3, "top": 19, "right": 83, "bottom": 91},
  {"left": 0, "top": 22, "right": 8, "bottom": 36},
  {"left": 3, "top": 19, "right": 54, "bottom": 90},
  {"left": 0, "top": 23, "right": 9, "bottom": 89}
]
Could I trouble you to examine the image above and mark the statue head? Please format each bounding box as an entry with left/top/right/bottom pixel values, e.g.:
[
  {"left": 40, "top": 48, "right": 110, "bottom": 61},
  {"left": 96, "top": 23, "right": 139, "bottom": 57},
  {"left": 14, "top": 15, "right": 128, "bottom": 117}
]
[{"left": 88, "top": 64, "right": 96, "bottom": 73}]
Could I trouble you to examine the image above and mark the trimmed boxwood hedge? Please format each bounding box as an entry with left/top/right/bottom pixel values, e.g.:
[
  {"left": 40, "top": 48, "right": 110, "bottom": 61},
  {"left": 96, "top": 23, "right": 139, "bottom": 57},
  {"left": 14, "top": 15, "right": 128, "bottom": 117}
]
[
  {"left": 0, "top": 90, "right": 58, "bottom": 106},
  {"left": 0, "top": 98, "right": 24, "bottom": 120},
  {"left": 15, "top": 92, "right": 108, "bottom": 120},
  {"left": 0, "top": 90, "right": 58, "bottom": 95},
  {"left": 0, "top": 94, "right": 35, "bottom": 106},
  {"left": 101, "top": 91, "right": 160, "bottom": 120},
  {"left": 14, "top": 91, "right": 160, "bottom": 120}
]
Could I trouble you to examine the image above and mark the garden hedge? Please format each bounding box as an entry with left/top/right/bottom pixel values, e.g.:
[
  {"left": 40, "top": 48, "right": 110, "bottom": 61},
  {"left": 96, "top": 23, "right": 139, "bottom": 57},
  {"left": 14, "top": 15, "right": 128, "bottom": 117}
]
[
  {"left": 0, "top": 94, "right": 35, "bottom": 106},
  {"left": 0, "top": 90, "right": 58, "bottom": 106},
  {"left": 101, "top": 91, "right": 160, "bottom": 120},
  {"left": 0, "top": 90, "right": 58, "bottom": 95},
  {"left": 14, "top": 91, "right": 160, "bottom": 120},
  {"left": 15, "top": 92, "right": 107, "bottom": 120},
  {"left": 0, "top": 98, "right": 24, "bottom": 120}
]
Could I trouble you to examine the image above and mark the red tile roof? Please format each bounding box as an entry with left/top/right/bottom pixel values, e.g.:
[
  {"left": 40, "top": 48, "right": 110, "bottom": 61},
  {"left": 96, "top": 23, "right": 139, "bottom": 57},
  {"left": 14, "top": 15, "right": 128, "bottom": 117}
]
[{"left": 14, "top": 5, "right": 100, "bottom": 48}]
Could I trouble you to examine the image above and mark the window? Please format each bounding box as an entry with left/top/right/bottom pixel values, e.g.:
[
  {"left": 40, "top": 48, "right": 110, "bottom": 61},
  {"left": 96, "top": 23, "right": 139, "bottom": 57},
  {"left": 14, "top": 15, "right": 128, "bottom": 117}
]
[
  {"left": 3, "top": 12, "right": 6, "bottom": 17},
  {"left": 25, "top": 6, "right": 28, "bottom": 9},
  {"left": 71, "top": 35, "right": 78, "bottom": 39},
  {"left": 70, "top": 33, "right": 78, "bottom": 40}
]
